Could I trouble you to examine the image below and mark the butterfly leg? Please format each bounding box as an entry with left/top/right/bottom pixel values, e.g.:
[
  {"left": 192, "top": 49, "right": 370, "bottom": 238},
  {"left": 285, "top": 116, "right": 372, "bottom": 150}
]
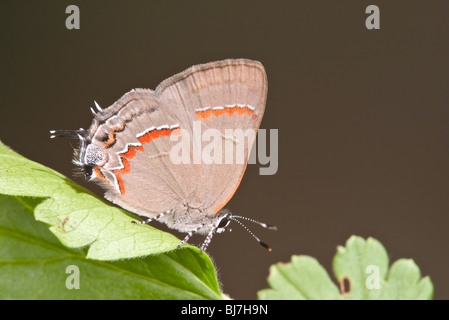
[
  {"left": 177, "top": 224, "right": 205, "bottom": 249},
  {"left": 199, "top": 226, "right": 219, "bottom": 253},
  {"left": 132, "top": 209, "right": 174, "bottom": 225}
]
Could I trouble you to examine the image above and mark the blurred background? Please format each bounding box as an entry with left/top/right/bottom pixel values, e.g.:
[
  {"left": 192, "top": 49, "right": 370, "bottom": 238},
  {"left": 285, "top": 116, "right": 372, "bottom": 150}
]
[{"left": 1, "top": 1, "right": 448, "bottom": 299}]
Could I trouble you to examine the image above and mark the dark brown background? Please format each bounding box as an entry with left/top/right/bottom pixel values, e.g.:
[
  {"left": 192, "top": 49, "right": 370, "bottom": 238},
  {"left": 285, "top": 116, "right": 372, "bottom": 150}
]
[{"left": 1, "top": 1, "right": 448, "bottom": 299}]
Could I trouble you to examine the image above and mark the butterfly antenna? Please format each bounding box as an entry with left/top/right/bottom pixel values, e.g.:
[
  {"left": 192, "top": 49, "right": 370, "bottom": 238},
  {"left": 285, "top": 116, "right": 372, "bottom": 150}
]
[
  {"left": 230, "top": 217, "right": 273, "bottom": 251},
  {"left": 231, "top": 215, "right": 277, "bottom": 231}
]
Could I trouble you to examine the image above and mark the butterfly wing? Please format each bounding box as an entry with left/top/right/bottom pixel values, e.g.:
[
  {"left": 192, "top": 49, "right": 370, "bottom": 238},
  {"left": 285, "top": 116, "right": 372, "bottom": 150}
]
[
  {"left": 81, "top": 59, "right": 267, "bottom": 225},
  {"left": 154, "top": 59, "right": 267, "bottom": 215},
  {"left": 83, "top": 89, "right": 187, "bottom": 217}
]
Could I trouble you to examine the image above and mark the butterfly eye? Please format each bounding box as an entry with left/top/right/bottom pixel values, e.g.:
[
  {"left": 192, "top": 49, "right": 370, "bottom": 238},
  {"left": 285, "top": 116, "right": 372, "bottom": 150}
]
[
  {"left": 83, "top": 165, "right": 93, "bottom": 180},
  {"left": 216, "top": 217, "right": 231, "bottom": 231}
]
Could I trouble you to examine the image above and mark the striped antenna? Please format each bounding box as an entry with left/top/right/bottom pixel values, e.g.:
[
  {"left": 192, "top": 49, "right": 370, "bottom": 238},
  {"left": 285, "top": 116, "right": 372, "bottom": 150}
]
[
  {"left": 231, "top": 215, "right": 277, "bottom": 231},
  {"left": 230, "top": 216, "right": 275, "bottom": 251}
]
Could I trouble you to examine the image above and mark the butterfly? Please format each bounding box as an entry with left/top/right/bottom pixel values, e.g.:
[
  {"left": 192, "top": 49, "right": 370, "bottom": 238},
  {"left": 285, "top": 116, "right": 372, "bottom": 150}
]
[{"left": 51, "top": 59, "right": 276, "bottom": 252}]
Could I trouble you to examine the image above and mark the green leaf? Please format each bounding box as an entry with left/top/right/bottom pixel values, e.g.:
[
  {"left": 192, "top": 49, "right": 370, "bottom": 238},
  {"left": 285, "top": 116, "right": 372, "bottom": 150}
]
[
  {"left": 258, "top": 236, "right": 433, "bottom": 300},
  {"left": 257, "top": 256, "right": 339, "bottom": 300},
  {"left": 0, "top": 194, "right": 224, "bottom": 299},
  {"left": 384, "top": 259, "right": 433, "bottom": 300},
  {"left": 333, "top": 236, "right": 389, "bottom": 299},
  {"left": 0, "top": 141, "right": 181, "bottom": 260},
  {"left": 0, "top": 141, "right": 224, "bottom": 299}
]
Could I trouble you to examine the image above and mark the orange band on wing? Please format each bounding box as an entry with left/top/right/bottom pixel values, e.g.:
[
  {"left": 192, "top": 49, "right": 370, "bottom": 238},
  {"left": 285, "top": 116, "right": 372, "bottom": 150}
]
[
  {"left": 171, "top": 127, "right": 181, "bottom": 135},
  {"left": 112, "top": 125, "right": 180, "bottom": 195},
  {"left": 138, "top": 130, "right": 160, "bottom": 144},
  {"left": 114, "top": 158, "right": 130, "bottom": 174},
  {"left": 196, "top": 105, "right": 255, "bottom": 120},
  {"left": 115, "top": 173, "right": 125, "bottom": 195},
  {"left": 121, "top": 146, "right": 144, "bottom": 159},
  {"left": 93, "top": 167, "right": 109, "bottom": 183},
  {"left": 103, "top": 124, "right": 126, "bottom": 148},
  {"left": 104, "top": 131, "right": 116, "bottom": 148},
  {"left": 213, "top": 109, "right": 224, "bottom": 117},
  {"left": 196, "top": 109, "right": 213, "bottom": 120}
]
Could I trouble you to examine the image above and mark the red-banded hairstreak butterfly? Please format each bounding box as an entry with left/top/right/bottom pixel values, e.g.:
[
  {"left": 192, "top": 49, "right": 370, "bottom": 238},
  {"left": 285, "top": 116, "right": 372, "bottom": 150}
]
[{"left": 50, "top": 59, "right": 276, "bottom": 252}]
